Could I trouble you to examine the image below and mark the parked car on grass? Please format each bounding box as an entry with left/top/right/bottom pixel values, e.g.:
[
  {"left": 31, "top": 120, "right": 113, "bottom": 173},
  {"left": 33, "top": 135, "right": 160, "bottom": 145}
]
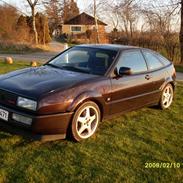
[{"left": 0, "top": 44, "right": 176, "bottom": 141}]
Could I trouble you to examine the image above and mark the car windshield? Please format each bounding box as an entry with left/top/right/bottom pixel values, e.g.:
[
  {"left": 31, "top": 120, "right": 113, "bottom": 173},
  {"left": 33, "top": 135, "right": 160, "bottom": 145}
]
[{"left": 46, "top": 47, "right": 118, "bottom": 76}]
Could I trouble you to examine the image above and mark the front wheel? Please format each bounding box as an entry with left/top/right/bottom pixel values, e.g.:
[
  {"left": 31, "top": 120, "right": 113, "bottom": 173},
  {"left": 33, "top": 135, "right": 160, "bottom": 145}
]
[
  {"left": 70, "top": 101, "right": 101, "bottom": 142},
  {"left": 159, "top": 84, "right": 174, "bottom": 109}
]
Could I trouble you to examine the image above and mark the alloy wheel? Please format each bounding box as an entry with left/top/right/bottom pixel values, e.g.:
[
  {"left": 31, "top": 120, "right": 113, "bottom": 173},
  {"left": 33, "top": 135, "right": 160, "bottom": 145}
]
[
  {"left": 161, "top": 84, "right": 174, "bottom": 109},
  {"left": 76, "top": 105, "right": 99, "bottom": 139}
]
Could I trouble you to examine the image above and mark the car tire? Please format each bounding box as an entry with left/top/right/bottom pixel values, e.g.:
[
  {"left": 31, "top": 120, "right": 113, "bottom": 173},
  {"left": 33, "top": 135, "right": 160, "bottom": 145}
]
[
  {"left": 70, "top": 101, "right": 101, "bottom": 142},
  {"left": 159, "top": 83, "right": 174, "bottom": 109}
]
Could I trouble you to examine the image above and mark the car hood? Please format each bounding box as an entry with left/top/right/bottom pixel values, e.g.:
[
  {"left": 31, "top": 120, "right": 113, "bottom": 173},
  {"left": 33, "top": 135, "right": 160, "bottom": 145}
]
[{"left": 0, "top": 66, "right": 98, "bottom": 99}]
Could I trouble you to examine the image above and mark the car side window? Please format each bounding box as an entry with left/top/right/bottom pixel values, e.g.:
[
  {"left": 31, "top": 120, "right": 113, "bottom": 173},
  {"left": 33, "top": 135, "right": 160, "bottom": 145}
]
[
  {"left": 143, "top": 51, "right": 164, "bottom": 70},
  {"left": 117, "top": 50, "right": 148, "bottom": 74},
  {"left": 156, "top": 54, "right": 171, "bottom": 66}
]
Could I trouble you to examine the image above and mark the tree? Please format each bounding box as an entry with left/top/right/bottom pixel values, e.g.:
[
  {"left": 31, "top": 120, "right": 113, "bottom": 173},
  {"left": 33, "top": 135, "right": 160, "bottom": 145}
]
[
  {"left": 108, "top": 6, "right": 120, "bottom": 32},
  {"left": 116, "top": 0, "right": 138, "bottom": 39},
  {"left": 26, "top": 0, "right": 39, "bottom": 44},
  {"left": 70, "top": 0, "right": 79, "bottom": 19},
  {"left": 86, "top": 0, "right": 109, "bottom": 43},
  {"left": 180, "top": 0, "right": 183, "bottom": 64},
  {"left": 44, "top": 0, "right": 64, "bottom": 36},
  {"left": 94, "top": 0, "right": 100, "bottom": 43},
  {"left": 35, "top": 13, "right": 51, "bottom": 44},
  {"left": 16, "top": 13, "right": 51, "bottom": 44},
  {"left": 16, "top": 15, "right": 31, "bottom": 42},
  {"left": 0, "top": 5, "right": 18, "bottom": 40},
  {"left": 63, "top": 0, "right": 79, "bottom": 21}
]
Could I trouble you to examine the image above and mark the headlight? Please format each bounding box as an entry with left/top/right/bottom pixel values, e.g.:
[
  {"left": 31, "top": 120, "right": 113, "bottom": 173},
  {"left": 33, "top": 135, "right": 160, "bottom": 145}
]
[{"left": 17, "top": 97, "right": 37, "bottom": 111}]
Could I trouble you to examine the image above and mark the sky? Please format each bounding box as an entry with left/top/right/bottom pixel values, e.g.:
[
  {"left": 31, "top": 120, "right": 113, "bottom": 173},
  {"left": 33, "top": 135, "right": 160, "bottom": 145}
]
[{"left": 6, "top": 0, "right": 90, "bottom": 14}]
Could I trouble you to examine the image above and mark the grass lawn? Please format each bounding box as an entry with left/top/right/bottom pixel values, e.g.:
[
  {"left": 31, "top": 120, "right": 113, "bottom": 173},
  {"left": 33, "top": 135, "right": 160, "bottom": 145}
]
[
  {"left": 0, "top": 60, "right": 41, "bottom": 74},
  {"left": 0, "top": 62, "right": 183, "bottom": 183}
]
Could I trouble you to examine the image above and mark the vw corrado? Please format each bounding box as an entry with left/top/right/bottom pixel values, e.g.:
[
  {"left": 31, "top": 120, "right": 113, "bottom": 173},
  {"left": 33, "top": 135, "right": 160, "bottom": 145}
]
[{"left": 0, "top": 45, "right": 176, "bottom": 141}]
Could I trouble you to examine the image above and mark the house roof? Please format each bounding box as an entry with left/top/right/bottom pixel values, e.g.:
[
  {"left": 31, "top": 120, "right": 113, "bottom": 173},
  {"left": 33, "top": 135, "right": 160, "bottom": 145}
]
[{"left": 64, "top": 12, "right": 107, "bottom": 26}]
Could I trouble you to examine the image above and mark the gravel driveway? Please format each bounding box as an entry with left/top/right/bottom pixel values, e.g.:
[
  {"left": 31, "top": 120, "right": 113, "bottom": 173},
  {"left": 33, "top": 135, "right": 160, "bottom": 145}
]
[
  {"left": 0, "top": 41, "right": 65, "bottom": 62},
  {"left": 177, "top": 72, "right": 183, "bottom": 81},
  {"left": 0, "top": 52, "right": 58, "bottom": 63}
]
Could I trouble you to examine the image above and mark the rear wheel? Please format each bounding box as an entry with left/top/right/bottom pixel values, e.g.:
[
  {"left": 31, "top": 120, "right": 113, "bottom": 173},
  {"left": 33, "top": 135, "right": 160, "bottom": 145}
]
[
  {"left": 71, "top": 101, "right": 100, "bottom": 142},
  {"left": 159, "top": 84, "right": 174, "bottom": 109}
]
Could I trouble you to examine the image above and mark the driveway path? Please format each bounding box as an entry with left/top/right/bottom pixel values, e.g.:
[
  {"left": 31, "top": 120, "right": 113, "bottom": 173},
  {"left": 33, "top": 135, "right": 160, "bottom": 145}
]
[
  {"left": 48, "top": 41, "right": 65, "bottom": 52},
  {"left": 0, "top": 52, "right": 58, "bottom": 62},
  {"left": 177, "top": 72, "right": 183, "bottom": 81},
  {"left": 0, "top": 41, "right": 65, "bottom": 62}
]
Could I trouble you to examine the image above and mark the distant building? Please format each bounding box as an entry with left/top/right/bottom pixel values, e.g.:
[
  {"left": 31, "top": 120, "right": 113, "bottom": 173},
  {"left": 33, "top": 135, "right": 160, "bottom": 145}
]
[{"left": 62, "top": 12, "right": 108, "bottom": 43}]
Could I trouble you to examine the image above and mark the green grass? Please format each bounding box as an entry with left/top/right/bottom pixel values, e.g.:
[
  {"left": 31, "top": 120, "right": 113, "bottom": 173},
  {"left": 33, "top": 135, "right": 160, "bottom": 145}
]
[
  {"left": 175, "top": 65, "right": 183, "bottom": 73},
  {"left": 0, "top": 63, "right": 183, "bottom": 183},
  {"left": 0, "top": 60, "right": 41, "bottom": 74}
]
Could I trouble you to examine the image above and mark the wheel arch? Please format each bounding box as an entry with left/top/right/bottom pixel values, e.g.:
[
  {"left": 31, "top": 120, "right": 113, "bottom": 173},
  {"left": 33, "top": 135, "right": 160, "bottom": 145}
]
[
  {"left": 160, "top": 77, "right": 176, "bottom": 92},
  {"left": 67, "top": 91, "right": 105, "bottom": 121},
  {"left": 169, "top": 81, "right": 175, "bottom": 90}
]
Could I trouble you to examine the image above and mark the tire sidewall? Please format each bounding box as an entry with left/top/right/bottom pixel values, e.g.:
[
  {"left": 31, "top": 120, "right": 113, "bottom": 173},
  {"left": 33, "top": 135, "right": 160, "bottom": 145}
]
[
  {"left": 160, "top": 84, "right": 174, "bottom": 110},
  {"left": 71, "top": 101, "right": 101, "bottom": 142}
]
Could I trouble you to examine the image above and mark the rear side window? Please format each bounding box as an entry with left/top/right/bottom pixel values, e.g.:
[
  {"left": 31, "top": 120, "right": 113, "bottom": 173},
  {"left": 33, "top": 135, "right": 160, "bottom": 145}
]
[
  {"left": 156, "top": 54, "right": 171, "bottom": 66},
  {"left": 117, "top": 50, "right": 148, "bottom": 74},
  {"left": 143, "top": 51, "right": 164, "bottom": 70}
]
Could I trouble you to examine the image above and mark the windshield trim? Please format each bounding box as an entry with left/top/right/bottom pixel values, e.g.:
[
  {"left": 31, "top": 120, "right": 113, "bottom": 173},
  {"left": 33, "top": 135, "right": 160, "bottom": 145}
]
[{"left": 45, "top": 46, "right": 119, "bottom": 76}]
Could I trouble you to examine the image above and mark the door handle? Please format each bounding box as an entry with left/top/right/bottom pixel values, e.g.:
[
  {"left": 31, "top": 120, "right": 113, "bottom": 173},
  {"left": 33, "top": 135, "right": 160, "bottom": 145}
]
[{"left": 145, "top": 75, "right": 151, "bottom": 80}]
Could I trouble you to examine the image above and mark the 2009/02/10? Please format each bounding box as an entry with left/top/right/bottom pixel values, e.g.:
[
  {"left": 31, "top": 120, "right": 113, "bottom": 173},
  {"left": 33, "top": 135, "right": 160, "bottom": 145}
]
[{"left": 145, "top": 162, "right": 181, "bottom": 169}]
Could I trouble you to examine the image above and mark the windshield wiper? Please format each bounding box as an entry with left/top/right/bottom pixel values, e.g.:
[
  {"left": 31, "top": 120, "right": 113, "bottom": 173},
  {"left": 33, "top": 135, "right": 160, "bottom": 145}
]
[
  {"left": 46, "top": 63, "right": 63, "bottom": 69},
  {"left": 60, "top": 66, "right": 90, "bottom": 74}
]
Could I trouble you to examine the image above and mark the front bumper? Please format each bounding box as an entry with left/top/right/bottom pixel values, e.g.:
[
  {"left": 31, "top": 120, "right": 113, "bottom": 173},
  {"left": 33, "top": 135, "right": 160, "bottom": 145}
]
[{"left": 0, "top": 105, "right": 73, "bottom": 141}]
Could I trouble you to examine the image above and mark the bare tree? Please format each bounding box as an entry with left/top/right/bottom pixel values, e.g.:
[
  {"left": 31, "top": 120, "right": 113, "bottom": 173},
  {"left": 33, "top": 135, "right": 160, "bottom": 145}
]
[
  {"left": 94, "top": 0, "right": 100, "bottom": 43},
  {"left": 109, "top": 9, "right": 120, "bottom": 31},
  {"left": 26, "top": 0, "right": 39, "bottom": 44},
  {"left": 86, "top": 0, "right": 109, "bottom": 43},
  {"left": 141, "top": 8, "right": 172, "bottom": 35},
  {"left": 100, "top": 1, "right": 120, "bottom": 31},
  {"left": 115, "top": 0, "right": 139, "bottom": 39},
  {"left": 180, "top": 0, "right": 183, "bottom": 63},
  {"left": 44, "top": 0, "right": 64, "bottom": 36}
]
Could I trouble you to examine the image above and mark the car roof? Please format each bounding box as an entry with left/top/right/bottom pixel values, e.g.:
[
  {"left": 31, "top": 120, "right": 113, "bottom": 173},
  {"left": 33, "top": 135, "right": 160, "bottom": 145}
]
[{"left": 75, "top": 44, "right": 139, "bottom": 51}]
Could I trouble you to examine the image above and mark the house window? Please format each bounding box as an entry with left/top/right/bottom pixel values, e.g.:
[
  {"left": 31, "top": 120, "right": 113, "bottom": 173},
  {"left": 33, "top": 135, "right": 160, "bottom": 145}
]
[{"left": 71, "top": 26, "right": 82, "bottom": 32}]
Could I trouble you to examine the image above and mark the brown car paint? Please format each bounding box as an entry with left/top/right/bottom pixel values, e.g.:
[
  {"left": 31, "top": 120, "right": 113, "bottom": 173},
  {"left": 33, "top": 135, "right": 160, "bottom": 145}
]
[{"left": 0, "top": 45, "right": 176, "bottom": 140}]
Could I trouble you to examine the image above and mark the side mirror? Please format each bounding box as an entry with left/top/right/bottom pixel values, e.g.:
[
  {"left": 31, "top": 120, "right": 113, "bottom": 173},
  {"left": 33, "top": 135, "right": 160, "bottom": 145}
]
[{"left": 118, "top": 67, "right": 132, "bottom": 76}]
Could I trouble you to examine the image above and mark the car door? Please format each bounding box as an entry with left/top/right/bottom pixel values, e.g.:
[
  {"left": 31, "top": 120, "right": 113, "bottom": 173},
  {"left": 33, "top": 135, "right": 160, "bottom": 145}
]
[{"left": 109, "top": 49, "right": 156, "bottom": 115}]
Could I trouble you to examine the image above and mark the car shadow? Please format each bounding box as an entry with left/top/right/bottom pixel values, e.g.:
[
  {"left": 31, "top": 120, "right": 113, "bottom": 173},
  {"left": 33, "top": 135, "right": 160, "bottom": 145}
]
[
  {"left": 0, "top": 120, "right": 38, "bottom": 142},
  {"left": 0, "top": 121, "right": 66, "bottom": 143},
  {"left": 148, "top": 105, "right": 160, "bottom": 110},
  {"left": 0, "top": 128, "right": 32, "bottom": 142}
]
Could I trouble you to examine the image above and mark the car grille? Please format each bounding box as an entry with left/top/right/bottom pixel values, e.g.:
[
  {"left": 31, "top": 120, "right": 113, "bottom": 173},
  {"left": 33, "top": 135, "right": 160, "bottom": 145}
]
[{"left": 0, "top": 89, "right": 17, "bottom": 106}]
